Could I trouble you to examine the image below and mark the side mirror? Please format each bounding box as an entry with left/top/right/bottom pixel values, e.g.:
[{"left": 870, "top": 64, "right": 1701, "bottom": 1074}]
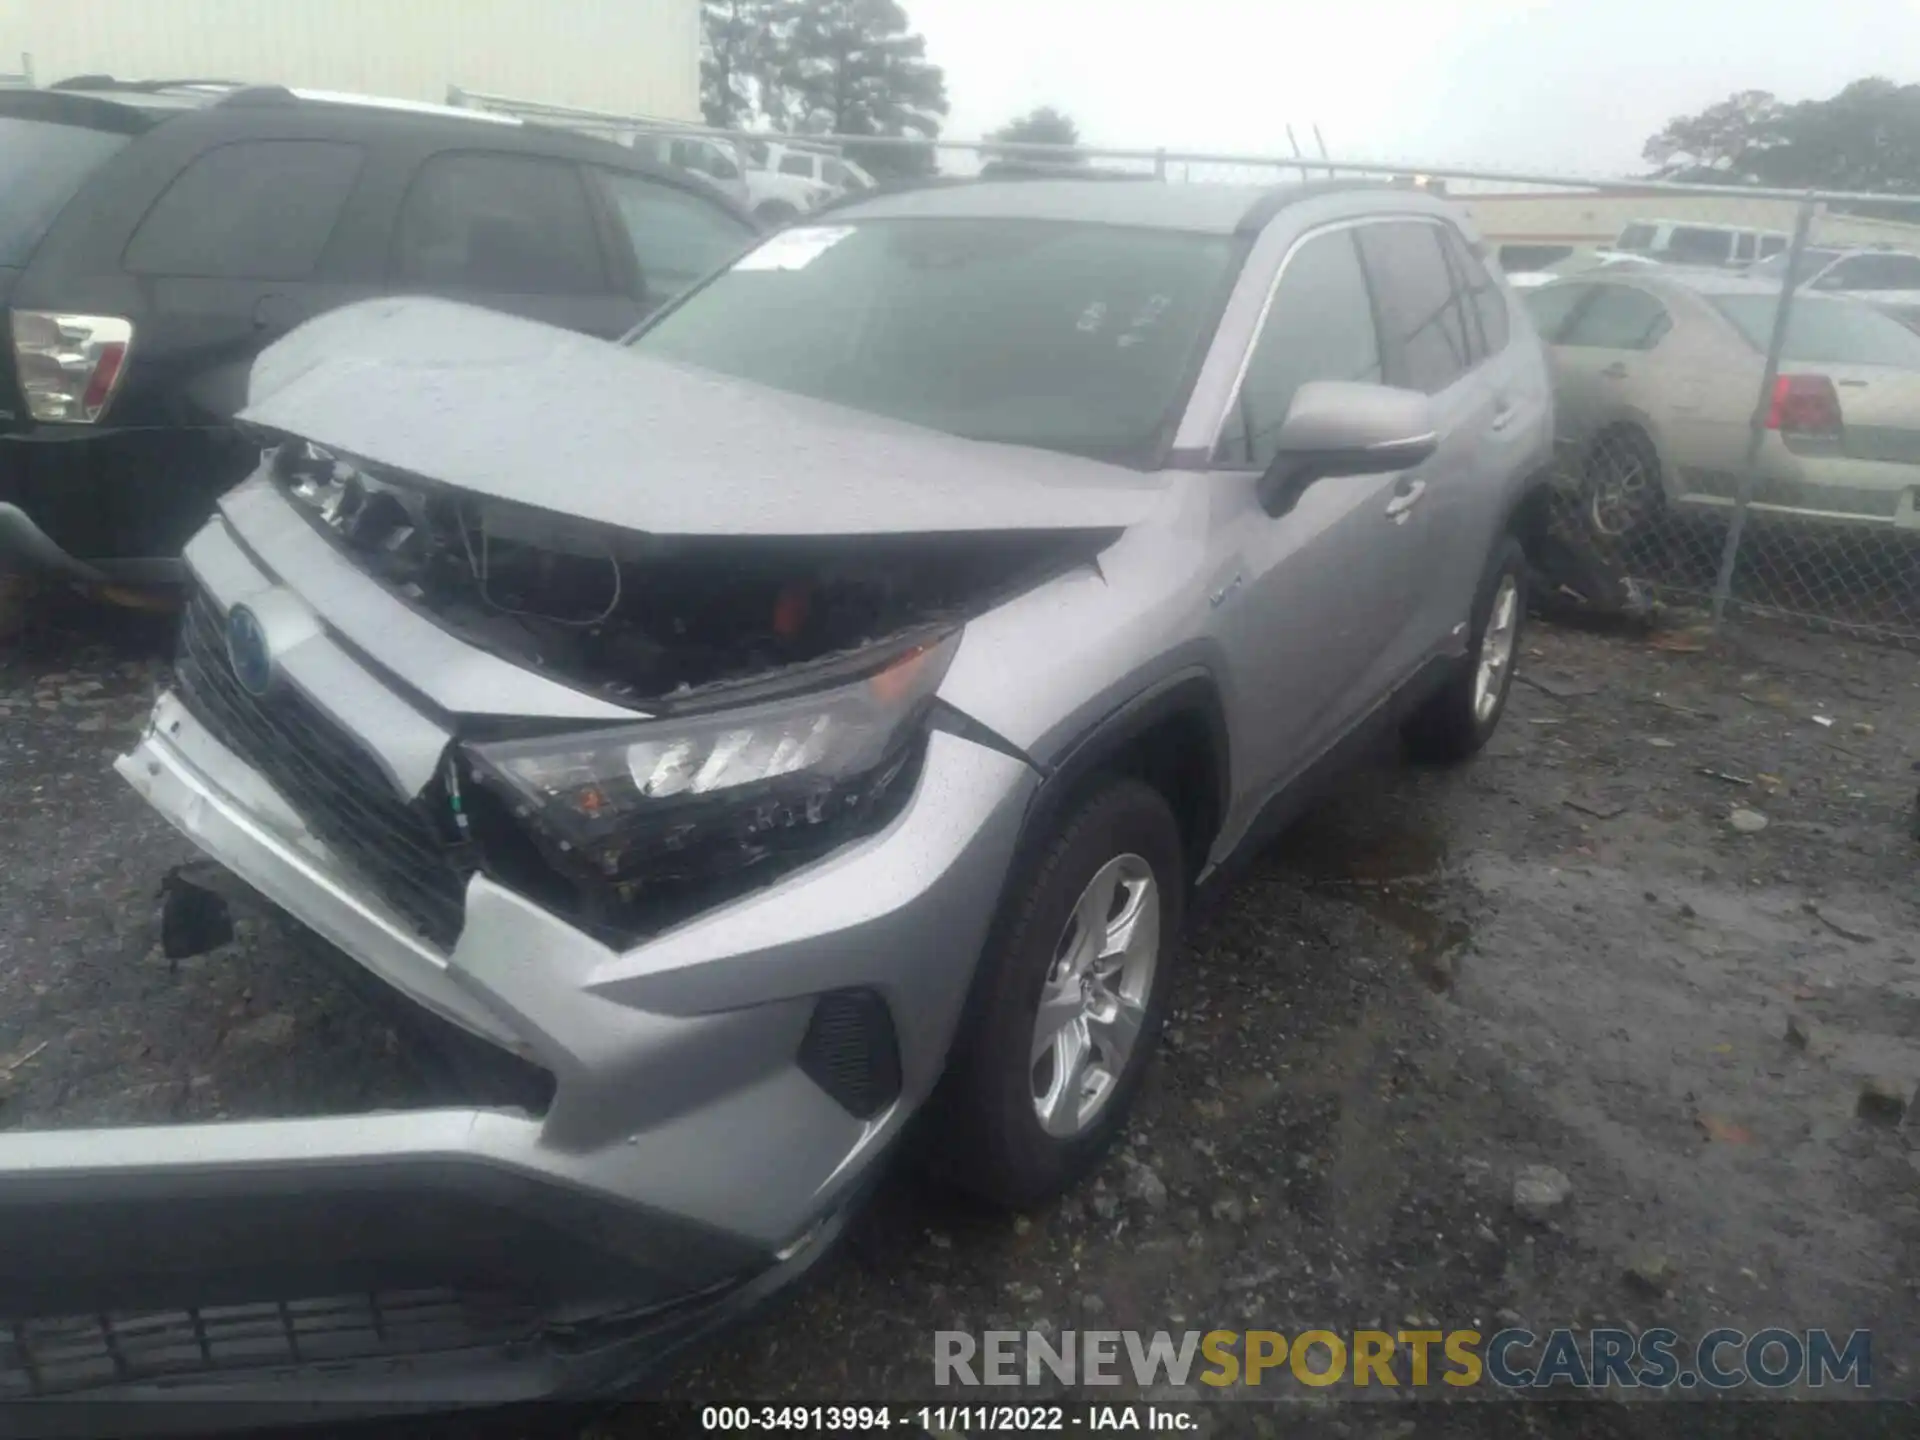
[{"left": 1256, "top": 381, "right": 1440, "bottom": 516}]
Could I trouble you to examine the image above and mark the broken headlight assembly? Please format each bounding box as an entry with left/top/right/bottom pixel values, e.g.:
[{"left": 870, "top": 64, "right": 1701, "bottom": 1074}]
[{"left": 462, "top": 633, "right": 959, "bottom": 917}]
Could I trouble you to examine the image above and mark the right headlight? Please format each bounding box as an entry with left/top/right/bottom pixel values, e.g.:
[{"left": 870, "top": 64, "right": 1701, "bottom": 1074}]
[{"left": 463, "top": 632, "right": 958, "bottom": 891}]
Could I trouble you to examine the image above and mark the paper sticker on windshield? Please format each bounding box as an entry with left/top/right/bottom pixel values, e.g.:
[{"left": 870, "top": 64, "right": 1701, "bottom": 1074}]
[{"left": 734, "top": 225, "right": 856, "bottom": 272}]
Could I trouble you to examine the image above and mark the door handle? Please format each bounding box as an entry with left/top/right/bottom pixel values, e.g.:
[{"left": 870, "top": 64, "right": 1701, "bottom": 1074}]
[
  {"left": 1490, "top": 402, "right": 1516, "bottom": 433},
  {"left": 1600, "top": 361, "right": 1629, "bottom": 380},
  {"left": 1385, "top": 479, "right": 1427, "bottom": 520}
]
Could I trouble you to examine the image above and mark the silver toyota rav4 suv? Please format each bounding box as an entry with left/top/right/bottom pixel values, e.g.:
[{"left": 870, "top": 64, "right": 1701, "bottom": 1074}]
[{"left": 6, "top": 180, "right": 1551, "bottom": 1405}]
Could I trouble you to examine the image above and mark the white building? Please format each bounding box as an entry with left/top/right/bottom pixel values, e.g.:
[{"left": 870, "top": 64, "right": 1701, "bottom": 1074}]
[
  {"left": 1454, "top": 187, "right": 1920, "bottom": 251},
  {"left": 0, "top": 0, "right": 699, "bottom": 120}
]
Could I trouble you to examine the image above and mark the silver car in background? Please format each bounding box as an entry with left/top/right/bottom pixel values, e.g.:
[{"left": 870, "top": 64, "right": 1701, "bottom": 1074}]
[
  {"left": 1524, "top": 273, "right": 1920, "bottom": 535},
  {"left": 1, "top": 179, "right": 1552, "bottom": 1410}
]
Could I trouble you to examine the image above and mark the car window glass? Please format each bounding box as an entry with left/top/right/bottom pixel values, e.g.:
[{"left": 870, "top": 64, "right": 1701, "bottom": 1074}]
[
  {"left": 394, "top": 151, "right": 606, "bottom": 294},
  {"left": 824, "top": 160, "right": 850, "bottom": 187},
  {"left": 596, "top": 170, "right": 755, "bottom": 301},
  {"left": 1356, "top": 222, "right": 1473, "bottom": 393},
  {"left": 1710, "top": 295, "right": 1920, "bottom": 367},
  {"left": 0, "top": 118, "right": 131, "bottom": 268},
  {"left": 1520, "top": 283, "right": 1591, "bottom": 342},
  {"left": 1664, "top": 227, "right": 1731, "bottom": 264},
  {"left": 1442, "top": 227, "right": 1509, "bottom": 358},
  {"left": 1559, "top": 285, "right": 1671, "bottom": 349},
  {"left": 1832, "top": 254, "right": 1920, "bottom": 289},
  {"left": 1214, "top": 228, "right": 1382, "bottom": 468},
  {"left": 1758, "top": 236, "right": 1787, "bottom": 258},
  {"left": 124, "top": 140, "right": 364, "bottom": 280},
  {"left": 1733, "top": 233, "right": 1755, "bottom": 263},
  {"left": 706, "top": 146, "right": 741, "bottom": 181},
  {"left": 632, "top": 218, "right": 1236, "bottom": 465},
  {"left": 1617, "top": 224, "right": 1657, "bottom": 252},
  {"left": 778, "top": 154, "right": 814, "bottom": 177}
]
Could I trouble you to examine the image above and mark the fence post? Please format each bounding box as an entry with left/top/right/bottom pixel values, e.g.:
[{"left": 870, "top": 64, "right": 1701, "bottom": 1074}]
[{"left": 1708, "top": 195, "right": 1817, "bottom": 628}]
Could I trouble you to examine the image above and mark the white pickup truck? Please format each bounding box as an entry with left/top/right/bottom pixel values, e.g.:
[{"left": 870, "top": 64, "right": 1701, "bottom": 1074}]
[{"left": 626, "top": 132, "right": 877, "bottom": 226}]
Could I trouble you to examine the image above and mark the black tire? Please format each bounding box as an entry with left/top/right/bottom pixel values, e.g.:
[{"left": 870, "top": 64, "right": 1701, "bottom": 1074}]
[
  {"left": 1405, "top": 533, "right": 1528, "bottom": 765},
  {"left": 925, "top": 777, "right": 1185, "bottom": 1209},
  {"left": 1581, "top": 427, "right": 1666, "bottom": 540},
  {"left": 754, "top": 200, "right": 799, "bottom": 228}
]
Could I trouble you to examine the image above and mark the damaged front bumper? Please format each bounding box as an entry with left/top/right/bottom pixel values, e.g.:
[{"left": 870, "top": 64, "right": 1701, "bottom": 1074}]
[{"left": 0, "top": 680, "right": 1035, "bottom": 1409}]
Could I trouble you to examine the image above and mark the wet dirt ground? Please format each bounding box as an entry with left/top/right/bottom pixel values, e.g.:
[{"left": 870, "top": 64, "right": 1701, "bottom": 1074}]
[{"left": 2, "top": 593, "right": 1918, "bottom": 1433}]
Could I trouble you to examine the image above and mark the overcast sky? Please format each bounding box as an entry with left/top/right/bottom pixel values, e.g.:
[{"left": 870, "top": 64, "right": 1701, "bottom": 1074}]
[{"left": 906, "top": 0, "right": 1920, "bottom": 178}]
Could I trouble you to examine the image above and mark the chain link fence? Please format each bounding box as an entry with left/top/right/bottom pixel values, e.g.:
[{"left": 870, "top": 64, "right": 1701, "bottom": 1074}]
[{"left": 450, "top": 90, "right": 1920, "bottom": 650}]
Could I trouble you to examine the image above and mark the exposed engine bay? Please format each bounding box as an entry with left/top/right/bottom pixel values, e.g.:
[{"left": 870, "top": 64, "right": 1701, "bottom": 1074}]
[{"left": 268, "top": 439, "right": 1112, "bottom": 706}]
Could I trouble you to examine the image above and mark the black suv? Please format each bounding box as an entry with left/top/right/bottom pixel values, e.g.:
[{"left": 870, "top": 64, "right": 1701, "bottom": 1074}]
[{"left": 1, "top": 80, "right": 760, "bottom": 585}]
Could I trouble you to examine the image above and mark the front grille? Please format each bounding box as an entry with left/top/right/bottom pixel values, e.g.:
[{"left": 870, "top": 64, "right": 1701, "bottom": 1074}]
[
  {"left": 0, "top": 1290, "right": 540, "bottom": 1397},
  {"left": 173, "top": 587, "right": 470, "bottom": 949}
]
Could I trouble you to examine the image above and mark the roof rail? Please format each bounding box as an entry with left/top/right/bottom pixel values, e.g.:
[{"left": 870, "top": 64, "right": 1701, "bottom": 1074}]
[
  {"left": 49, "top": 75, "right": 248, "bottom": 93},
  {"left": 215, "top": 85, "right": 299, "bottom": 108}
]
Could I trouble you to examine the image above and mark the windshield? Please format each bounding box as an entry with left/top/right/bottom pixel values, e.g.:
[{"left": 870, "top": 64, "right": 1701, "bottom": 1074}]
[
  {"left": 1710, "top": 294, "right": 1920, "bottom": 368},
  {"left": 629, "top": 218, "right": 1239, "bottom": 463},
  {"left": 0, "top": 118, "right": 130, "bottom": 267},
  {"left": 1748, "top": 246, "right": 1842, "bottom": 283}
]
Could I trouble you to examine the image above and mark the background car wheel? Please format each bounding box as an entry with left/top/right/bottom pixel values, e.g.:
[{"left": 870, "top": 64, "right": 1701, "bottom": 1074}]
[
  {"left": 1404, "top": 533, "right": 1528, "bottom": 765},
  {"left": 1582, "top": 427, "right": 1665, "bottom": 540},
  {"left": 754, "top": 200, "right": 800, "bottom": 228},
  {"left": 925, "top": 777, "right": 1185, "bottom": 1209}
]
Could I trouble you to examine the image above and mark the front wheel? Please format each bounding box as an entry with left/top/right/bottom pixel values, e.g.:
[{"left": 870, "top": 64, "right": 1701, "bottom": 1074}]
[
  {"left": 1404, "top": 534, "right": 1528, "bottom": 764},
  {"left": 924, "top": 778, "right": 1185, "bottom": 1209}
]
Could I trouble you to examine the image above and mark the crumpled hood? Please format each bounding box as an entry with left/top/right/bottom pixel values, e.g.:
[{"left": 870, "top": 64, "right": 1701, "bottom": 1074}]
[{"left": 240, "top": 297, "right": 1167, "bottom": 537}]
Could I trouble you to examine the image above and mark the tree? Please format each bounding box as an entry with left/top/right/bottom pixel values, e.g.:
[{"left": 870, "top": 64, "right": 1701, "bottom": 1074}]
[
  {"left": 771, "top": 0, "right": 949, "bottom": 176},
  {"left": 1642, "top": 89, "right": 1782, "bottom": 177},
  {"left": 700, "top": 0, "right": 775, "bottom": 129},
  {"left": 1750, "top": 79, "right": 1920, "bottom": 196},
  {"left": 1642, "top": 79, "right": 1920, "bottom": 214},
  {"left": 987, "top": 106, "right": 1083, "bottom": 158}
]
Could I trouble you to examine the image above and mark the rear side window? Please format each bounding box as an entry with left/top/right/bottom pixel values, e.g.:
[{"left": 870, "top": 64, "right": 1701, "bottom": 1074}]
[
  {"left": 124, "top": 140, "right": 364, "bottom": 280},
  {"left": 1559, "top": 285, "right": 1671, "bottom": 350},
  {"left": 778, "top": 154, "right": 815, "bottom": 178},
  {"left": 0, "top": 118, "right": 130, "bottom": 268},
  {"left": 594, "top": 170, "right": 755, "bottom": 301},
  {"left": 1441, "top": 227, "right": 1509, "bottom": 358},
  {"left": 395, "top": 152, "right": 607, "bottom": 294},
  {"left": 1216, "top": 227, "right": 1382, "bottom": 468},
  {"left": 1758, "top": 236, "right": 1787, "bottom": 258},
  {"left": 1356, "top": 221, "right": 1474, "bottom": 393},
  {"left": 1617, "top": 224, "right": 1657, "bottom": 253},
  {"left": 1664, "top": 227, "right": 1732, "bottom": 265},
  {"left": 1521, "top": 283, "right": 1591, "bottom": 342}
]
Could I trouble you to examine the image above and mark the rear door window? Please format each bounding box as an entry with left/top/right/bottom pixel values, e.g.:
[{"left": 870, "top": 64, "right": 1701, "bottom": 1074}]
[
  {"left": 1356, "top": 221, "right": 1475, "bottom": 393},
  {"left": 594, "top": 169, "right": 756, "bottom": 301},
  {"left": 124, "top": 140, "right": 365, "bottom": 280},
  {"left": 394, "top": 151, "right": 608, "bottom": 294},
  {"left": 1215, "top": 227, "right": 1383, "bottom": 468},
  {"left": 1559, "top": 285, "right": 1671, "bottom": 350},
  {"left": 778, "top": 153, "right": 815, "bottom": 178},
  {"left": 1617, "top": 224, "right": 1657, "bottom": 253},
  {"left": 1441, "top": 227, "right": 1509, "bottom": 357},
  {"left": 0, "top": 117, "right": 131, "bottom": 267}
]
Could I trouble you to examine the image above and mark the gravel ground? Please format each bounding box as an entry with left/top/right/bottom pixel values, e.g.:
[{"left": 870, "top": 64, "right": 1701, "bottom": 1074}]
[{"left": 2, "top": 594, "right": 1918, "bottom": 1430}]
